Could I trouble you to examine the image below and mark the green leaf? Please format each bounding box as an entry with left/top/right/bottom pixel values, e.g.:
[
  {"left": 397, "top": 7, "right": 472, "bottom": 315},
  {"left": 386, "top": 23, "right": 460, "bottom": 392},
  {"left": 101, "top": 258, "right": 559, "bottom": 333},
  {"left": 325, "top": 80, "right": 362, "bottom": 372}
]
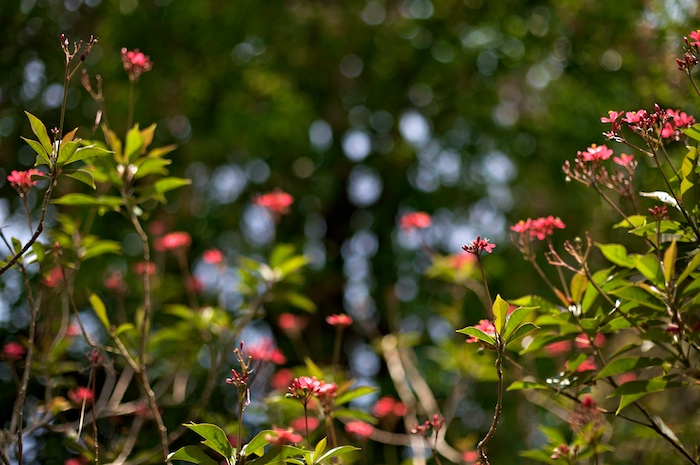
[
  {"left": 335, "top": 385, "right": 377, "bottom": 406},
  {"left": 493, "top": 294, "right": 509, "bottom": 336},
  {"left": 634, "top": 254, "right": 664, "bottom": 287},
  {"left": 570, "top": 272, "right": 588, "bottom": 304},
  {"left": 133, "top": 157, "right": 171, "bottom": 179},
  {"left": 32, "top": 242, "right": 45, "bottom": 263},
  {"left": 52, "top": 194, "right": 123, "bottom": 209},
  {"left": 680, "top": 146, "right": 699, "bottom": 209},
  {"left": 596, "top": 243, "right": 635, "bottom": 268},
  {"left": 167, "top": 446, "right": 219, "bottom": 465},
  {"left": 79, "top": 240, "right": 122, "bottom": 261},
  {"left": 279, "top": 291, "right": 317, "bottom": 313},
  {"left": 114, "top": 323, "right": 135, "bottom": 337},
  {"left": 316, "top": 445, "right": 360, "bottom": 464},
  {"left": 270, "top": 244, "right": 296, "bottom": 268},
  {"left": 332, "top": 408, "right": 378, "bottom": 424},
  {"left": 313, "top": 437, "right": 327, "bottom": 462},
  {"left": 663, "top": 241, "right": 677, "bottom": 284},
  {"left": 613, "top": 215, "right": 647, "bottom": 230},
  {"left": 184, "top": 423, "right": 234, "bottom": 461},
  {"left": 25, "top": 111, "right": 52, "bottom": 155},
  {"left": 154, "top": 176, "right": 192, "bottom": 194},
  {"left": 456, "top": 327, "right": 495, "bottom": 346},
  {"left": 275, "top": 255, "right": 309, "bottom": 278},
  {"left": 60, "top": 144, "right": 112, "bottom": 166},
  {"left": 506, "top": 380, "right": 550, "bottom": 391},
  {"left": 683, "top": 123, "right": 700, "bottom": 142},
  {"left": 89, "top": 293, "right": 110, "bottom": 330},
  {"left": 609, "top": 375, "right": 683, "bottom": 397},
  {"left": 595, "top": 357, "right": 664, "bottom": 379},
  {"left": 242, "top": 429, "right": 274, "bottom": 457},
  {"left": 22, "top": 137, "right": 51, "bottom": 165},
  {"left": 608, "top": 285, "right": 665, "bottom": 310},
  {"left": 125, "top": 125, "right": 144, "bottom": 162},
  {"left": 56, "top": 140, "right": 80, "bottom": 166},
  {"left": 65, "top": 169, "right": 96, "bottom": 189},
  {"left": 505, "top": 322, "right": 539, "bottom": 346},
  {"left": 503, "top": 306, "right": 536, "bottom": 342},
  {"left": 677, "top": 251, "right": 700, "bottom": 287}
]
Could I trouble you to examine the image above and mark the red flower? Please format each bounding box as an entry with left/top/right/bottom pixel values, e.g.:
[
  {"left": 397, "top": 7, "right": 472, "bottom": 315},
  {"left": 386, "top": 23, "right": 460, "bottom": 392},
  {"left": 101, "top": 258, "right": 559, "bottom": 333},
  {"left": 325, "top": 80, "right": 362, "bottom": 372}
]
[
  {"left": 465, "top": 319, "right": 496, "bottom": 343},
  {"left": 326, "top": 314, "right": 353, "bottom": 327},
  {"left": 202, "top": 248, "right": 224, "bottom": 265},
  {"left": 613, "top": 153, "right": 634, "bottom": 167},
  {"left": 574, "top": 333, "right": 606, "bottom": 349},
  {"left": 566, "top": 356, "right": 597, "bottom": 373},
  {"left": 134, "top": 261, "right": 157, "bottom": 275},
  {"left": 121, "top": 48, "right": 152, "bottom": 81},
  {"left": 666, "top": 323, "right": 681, "bottom": 335},
  {"left": 689, "top": 30, "right": 700, "bottom": 47},
  {"left": 372, "top": 396, "right": 408, "bottom": 418},
  {"left": 247, "top": 339, "right": 287, "bottom": 365},
  {"left": 7, "top": 169, "right": 41, "bottom": 194},
  {"left": 345, "top": 421, "right": 374, "bottom": 438},
  {"left": 462, "top": 450, "right": 479, "bottom": 463},
  {"left": 290, "top": 416, "right": 320, "bottom": 432},
  {"left": 399, "top": 212, "right": 432, "bottom": 231},
  {"left": 3, "top": 342, "right": 25, "bottom": 361},
  {"left": 253, "top": 189, "right": 294, "bottom": 215},
  {"left": 64, "top": 458, "right": 88, "bottom": 465},
  {"left": 288, "top": 376, "right": 321, "bottom": 405},
  {"left": 545, "top": 340, "right": 572, "bottom": 356},
  {"left": 68, "top": 386, "right": 94, "bottom": 404},
  {"left": 578, "top": 144, "right": 613, "bottom": 162},
  {"left": 265, "top": 427, "right": 303, "bottom": 446},
  {"left": 154, "top": 231, "right": 191, "bottom": 252},
  {"left": 462, "top": 236, "right": 496, "bottom": 256},
  {"left": 277, "top": 313, "right": 308, "bottom": 333},
  {"left": 43, "top": 267, "right": 63, "bottom": 288},
  {"left": 270, "top": 369, "right": 295, "bottom": 391}
]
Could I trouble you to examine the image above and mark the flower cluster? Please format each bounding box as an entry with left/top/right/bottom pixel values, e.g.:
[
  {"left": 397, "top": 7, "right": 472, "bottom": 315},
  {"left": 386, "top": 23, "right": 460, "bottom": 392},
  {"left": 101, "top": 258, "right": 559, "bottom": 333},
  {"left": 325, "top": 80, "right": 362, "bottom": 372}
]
[
  {"left": 253, "top": 189, "right": 294, "bottom": 215},
  {"left": 511, "top": 216, "right": 565, "bottom": 241},
  {"left": 265, "top": 427, "right": 303, "bottom": 446},
  {"left": 372, "top": 396, "right": 408, "bottom": 418},
  {"left": 154, "top": 231, "right": 192, "bottom": 252},
  {"left": 68, "top": 386, "right": 94, "bottom": 404},
  {"left": 287, "top": 376, "right": 338, "bottom": 412},
  {"left": 410, "top": 414, "right": 444, "bottom": 436},
  {"left": 247, "top": 339, "right": 287, "bottom": 365},
  {"left": 345, "top": 420, "right": 374, "bottom": 438},
  {"left": 3, "top": 342, "right": 26, "bottom": 361},
  {"left": 462, "top": 236, "right": 495, "bottom": 256},
  {"left": 7, "top": 169, "right": 41, "bottom": 195},
  {"left": 678, "top": 31, "right": 700, "bottom": 72},
  {"left": 563, "top": 143, "right": 636, "bottom": 197},
  {"left": 121, "top": 48, "right": 152, "bottom": 81},
  {"left": 399, "top": 211, "right": 432, "bottom": 232},
  {"left": 600, "top": 106, "right": 695, "bottom": 143},
  {"left": 326, "top": 313, "right": 353, "bottom": 327}
]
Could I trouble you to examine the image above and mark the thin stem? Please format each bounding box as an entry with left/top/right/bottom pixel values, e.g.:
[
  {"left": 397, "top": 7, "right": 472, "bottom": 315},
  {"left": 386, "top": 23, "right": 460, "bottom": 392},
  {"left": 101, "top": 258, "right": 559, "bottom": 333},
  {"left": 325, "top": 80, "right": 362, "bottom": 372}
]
[
  {"left": 304, "top": 403, "right": 311, "bottom": 449},
  {"left": 127, "top": 81, "right": 136, "bottom": 131},
  {"left": 476, "top": 337, "right": 504, "bottom": 465}
]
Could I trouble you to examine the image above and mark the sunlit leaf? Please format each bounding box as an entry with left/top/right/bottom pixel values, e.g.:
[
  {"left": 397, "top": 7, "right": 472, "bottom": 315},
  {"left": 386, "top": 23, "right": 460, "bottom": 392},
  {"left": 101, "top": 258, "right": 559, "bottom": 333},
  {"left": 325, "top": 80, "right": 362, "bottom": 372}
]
[
  {"left": 89, "top": 293, "right": 110, "bottom": 330},
  {"left": 167, "top": 446, "right": 218, "bottom": 465},
  {"left": 184, "top": 423, "right": 234, "bottom": 461},
  {"left": 493, "top": 294, "right": 509, "bottom": 336},
  {"left": 595, "top": 357, "right": 664, "bottom": 379},
  {"left": 596, "top": 243, "right": 635, "bottom": 268},
  {"left": 25, "top": 111, "right": 52, "bottom": 155}
]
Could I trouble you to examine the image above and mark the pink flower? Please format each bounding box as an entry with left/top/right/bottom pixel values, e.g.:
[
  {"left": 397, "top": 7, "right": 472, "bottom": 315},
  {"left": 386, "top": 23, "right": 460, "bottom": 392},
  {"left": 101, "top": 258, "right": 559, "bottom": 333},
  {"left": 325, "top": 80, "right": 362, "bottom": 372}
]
[
  {"left": 581, "top": 395, "right": 596, "bottom": 409},
  {"left": 465, "top": 319, "right": 496, "bottom": 343},
  {"left": 202, "top": 248, "right": 224, "bottom": 265},
  {"left": 68, "top": 386, "right": 94, "bottom": 404},
  {"left": 43, "top": 267, "right": 63, "bottom": 288},
  {"left": 510, "top": 219, "right": 531, "bottom": 234},
  {"left": 666, "top": 323, "right": 681, "bottom": 335},
  {"left": 462, "top": 236, "right": 496, "bottom": 256},
  {"left": 104, "top": 271, "right": 126, "bottom": 292},
  {"left": 154, "top": 231, "right": 191, "bottom": 252},
  {"left": 265, "top": 427, "right": 303, "bottom": 446},
  {"left": 613, "top": 153, "right": 634, "bottom": 167},
  {"left": 3, "top": 342, "right": 25, "bottom": 361},
  {"left": 65, "top": 325, "right": 81, "bottom": 337},
  {"left": 578, "top": 144, "right": 613, "bottom": 162},
  {"left": 574, "top": 333, "right": 606, "bottom": 349},
  {"left": 345, "top": 421, "right": 374, "bottom": 438},
  {"left": 247, "top": 339, "right": 287, "bottom": 364},
  {"left": 399, "top": 212, "right": 432, "bottom": 231},
  {"left": 316, "top": 380, "right": 338, "bottom": 409},
  {"left": 600, "top": 110, "right": 623, "bottom": 134},
  {"left": 618, "top": 372, "right": 637, "bottom": 384},
  {"left": 689, "top": 30, "right": 700, "bottom": 47},
  {"left": 545, "top": 340, "right": 572, "bottom": 356},
  {"left": 64, "top": 458, "right": 88, "bottom": 465},
  {"left": 277, "top": 313, "right": 308, "bottom": 333},
  {"left": 446, "top": 253, "right": 476, "bottom": 269},
  {"left": 253, "top": 189, "right": 294, "bottom": 215},
  {"left": 326, "top": 314, "right": 353, "bottom": 327},
  {"left": 7, "top": 169, "right": 41, "bottom": 194},
  {"left": 462, "top": 450, "right": 479, "bottom": 463},
  {"left": 290, "top": 416, "right": 320, "bottom": 432},
  {"left": 134, "top": 261, "right": 157, "bottom": 275},
  {"left": 121, "top": 48, "right": 152, "bottom": 81},
  {"left": 566, "top": 357, "right": 597, "bottom": 373},
  {"left": 373, "top": 396, "right": 408, "bottom": 418},
  {"left": 270, "top": 368, "right": 295, "bottom": 390},
  {"left": 288, "top": 376, "right": 321, "bottom": 405}
]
